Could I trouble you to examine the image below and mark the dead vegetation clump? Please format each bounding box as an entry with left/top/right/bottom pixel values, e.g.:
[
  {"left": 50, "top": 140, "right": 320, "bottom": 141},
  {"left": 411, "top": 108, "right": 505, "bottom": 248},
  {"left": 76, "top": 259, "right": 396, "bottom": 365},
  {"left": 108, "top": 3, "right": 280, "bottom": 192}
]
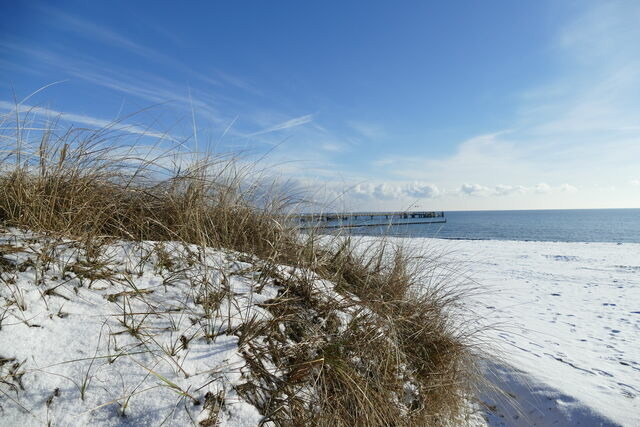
[
  {"left": 0, "top": 105, "right": 483, "bottom": 425},
  {"left": 236, "top": 242, "right": 480, "bottom": 426}
]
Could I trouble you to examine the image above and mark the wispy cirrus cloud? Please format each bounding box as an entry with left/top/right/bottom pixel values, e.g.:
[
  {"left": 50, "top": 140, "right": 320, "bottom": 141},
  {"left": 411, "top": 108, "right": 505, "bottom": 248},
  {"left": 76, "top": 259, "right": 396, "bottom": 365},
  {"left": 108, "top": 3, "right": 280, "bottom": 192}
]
[
  {"left": 1, "top": 32, "right": 304, "bottom": 146},
  {"left": 33, "top": 4, "right": 259, "bottom": 95},
  {"left": 37, "top": 5, "right": 172, "bottom": 65},
  {"left": 0, "top": 100, "right": 180, "bottom": 142},
  {"left": 0, "top": 40, "right": 228, "bottom": 125},
  {"left": 347, "top": 120, "right": 385, "bottom": 140},
  {"left": 245, "top": 114, "right": 314, "bottom": 138},
  {"left": 320, "top": 142, "right": 346, "bottom": 153}
]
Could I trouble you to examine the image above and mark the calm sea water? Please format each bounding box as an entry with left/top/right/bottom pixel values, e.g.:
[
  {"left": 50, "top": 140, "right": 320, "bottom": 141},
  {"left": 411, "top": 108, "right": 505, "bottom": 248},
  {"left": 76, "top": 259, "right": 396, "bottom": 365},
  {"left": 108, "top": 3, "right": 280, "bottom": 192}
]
[{"left": 341, "top": 209, "right": 640, "bottom": 243}]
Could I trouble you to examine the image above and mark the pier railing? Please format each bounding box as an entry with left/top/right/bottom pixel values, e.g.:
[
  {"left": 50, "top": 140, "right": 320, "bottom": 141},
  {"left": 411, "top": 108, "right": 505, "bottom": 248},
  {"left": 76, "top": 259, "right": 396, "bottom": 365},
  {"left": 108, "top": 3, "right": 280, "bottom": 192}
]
[{"left": 289, "top": 211, "right": 446, "bottom": 229}]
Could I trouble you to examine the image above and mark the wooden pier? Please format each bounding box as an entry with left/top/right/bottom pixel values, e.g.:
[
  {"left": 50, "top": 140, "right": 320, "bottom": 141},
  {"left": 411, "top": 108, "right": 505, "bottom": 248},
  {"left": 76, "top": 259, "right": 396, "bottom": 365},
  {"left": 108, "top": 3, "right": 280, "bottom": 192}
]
[{"left": 291, "top": 211, "right": 446, "bottom": 229}]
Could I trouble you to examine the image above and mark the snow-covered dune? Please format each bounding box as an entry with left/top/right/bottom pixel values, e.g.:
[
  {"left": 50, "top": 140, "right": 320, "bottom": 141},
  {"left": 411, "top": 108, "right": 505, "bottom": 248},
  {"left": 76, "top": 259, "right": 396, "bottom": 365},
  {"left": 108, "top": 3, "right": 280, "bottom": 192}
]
[
  {"left": 391, "top": 237, "right": 640, "bottom": 426},
  {"left": 1, "top": 229, "right": 481, "bottom": 426},
  {"left": 0, "top": 231, "right": 270, "bottom": 425}
]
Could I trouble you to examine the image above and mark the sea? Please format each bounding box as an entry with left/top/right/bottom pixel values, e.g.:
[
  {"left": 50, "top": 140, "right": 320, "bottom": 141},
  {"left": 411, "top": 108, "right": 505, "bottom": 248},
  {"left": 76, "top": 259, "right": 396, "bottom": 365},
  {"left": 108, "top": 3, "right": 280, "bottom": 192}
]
[{"left": 333, "top": 209, "right": 640, "bottom": 243}]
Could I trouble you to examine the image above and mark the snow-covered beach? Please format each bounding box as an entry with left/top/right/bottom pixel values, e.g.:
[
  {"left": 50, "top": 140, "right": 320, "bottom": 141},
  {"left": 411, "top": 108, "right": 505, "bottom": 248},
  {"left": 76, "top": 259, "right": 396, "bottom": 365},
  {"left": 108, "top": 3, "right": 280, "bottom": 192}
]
[
  {"left": 391, "top": 237, "right": 640, "bottom": 426},
  {"left": 2, "top": 226, "right": 638, "bottom": 426}
]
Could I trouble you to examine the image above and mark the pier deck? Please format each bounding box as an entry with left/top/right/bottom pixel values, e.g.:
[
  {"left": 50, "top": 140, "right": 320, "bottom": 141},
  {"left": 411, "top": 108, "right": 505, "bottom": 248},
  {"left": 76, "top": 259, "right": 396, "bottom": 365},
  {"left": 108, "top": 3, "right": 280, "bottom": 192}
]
[{"left": 291, "top": 211, "right": 446, "bottom": 229}]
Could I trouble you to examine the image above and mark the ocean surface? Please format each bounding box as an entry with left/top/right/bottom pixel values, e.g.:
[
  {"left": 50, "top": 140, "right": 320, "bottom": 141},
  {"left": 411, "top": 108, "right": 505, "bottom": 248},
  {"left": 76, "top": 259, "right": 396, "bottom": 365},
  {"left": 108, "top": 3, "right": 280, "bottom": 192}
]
[{"left": 336, "top": 209, "right": 640, "bottom": 243}]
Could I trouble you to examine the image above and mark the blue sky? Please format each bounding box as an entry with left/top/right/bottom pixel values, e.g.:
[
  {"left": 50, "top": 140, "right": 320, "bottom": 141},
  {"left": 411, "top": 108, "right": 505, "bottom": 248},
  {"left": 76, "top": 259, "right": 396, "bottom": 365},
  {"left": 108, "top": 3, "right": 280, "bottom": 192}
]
[{"left": 2, "top": 0, "right": 640, "bottom": 210}]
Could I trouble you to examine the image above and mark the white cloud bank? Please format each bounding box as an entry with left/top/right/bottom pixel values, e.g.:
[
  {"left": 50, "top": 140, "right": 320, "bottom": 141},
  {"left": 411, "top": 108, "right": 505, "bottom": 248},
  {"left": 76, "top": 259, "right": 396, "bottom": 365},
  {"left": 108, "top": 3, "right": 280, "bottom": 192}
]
[
  {"left": 351, "top": 182, "right": 439, "bottom": 201},
  {"left": 343, "top": 181, "right": 577, "bottom": 202},
  {"left": 456, "top": 183, "right": 576, "bottom": 198}
]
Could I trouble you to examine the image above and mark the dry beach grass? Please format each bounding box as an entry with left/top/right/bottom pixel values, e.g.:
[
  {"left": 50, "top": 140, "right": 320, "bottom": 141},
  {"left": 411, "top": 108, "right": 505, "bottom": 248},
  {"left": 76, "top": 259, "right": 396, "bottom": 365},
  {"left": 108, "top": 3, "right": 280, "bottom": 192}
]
[{"left": 0, "top": 104, "right": 485, "bottom": 425}]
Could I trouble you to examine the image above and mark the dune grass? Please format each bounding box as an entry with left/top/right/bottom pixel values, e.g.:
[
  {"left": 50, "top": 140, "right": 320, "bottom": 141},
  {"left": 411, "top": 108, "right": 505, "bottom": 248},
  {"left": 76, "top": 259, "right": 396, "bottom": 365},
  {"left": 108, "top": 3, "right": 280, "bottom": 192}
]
[{"left": 0, "top": 104, "right": 483, "bottom": 425}]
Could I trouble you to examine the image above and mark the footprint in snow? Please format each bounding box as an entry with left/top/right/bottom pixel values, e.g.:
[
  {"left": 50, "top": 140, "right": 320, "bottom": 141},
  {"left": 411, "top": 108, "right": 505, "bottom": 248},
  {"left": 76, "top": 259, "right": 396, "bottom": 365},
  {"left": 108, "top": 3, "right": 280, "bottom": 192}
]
[{"left": 593, "top": 369, "right": 613, "bottom": 377}]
